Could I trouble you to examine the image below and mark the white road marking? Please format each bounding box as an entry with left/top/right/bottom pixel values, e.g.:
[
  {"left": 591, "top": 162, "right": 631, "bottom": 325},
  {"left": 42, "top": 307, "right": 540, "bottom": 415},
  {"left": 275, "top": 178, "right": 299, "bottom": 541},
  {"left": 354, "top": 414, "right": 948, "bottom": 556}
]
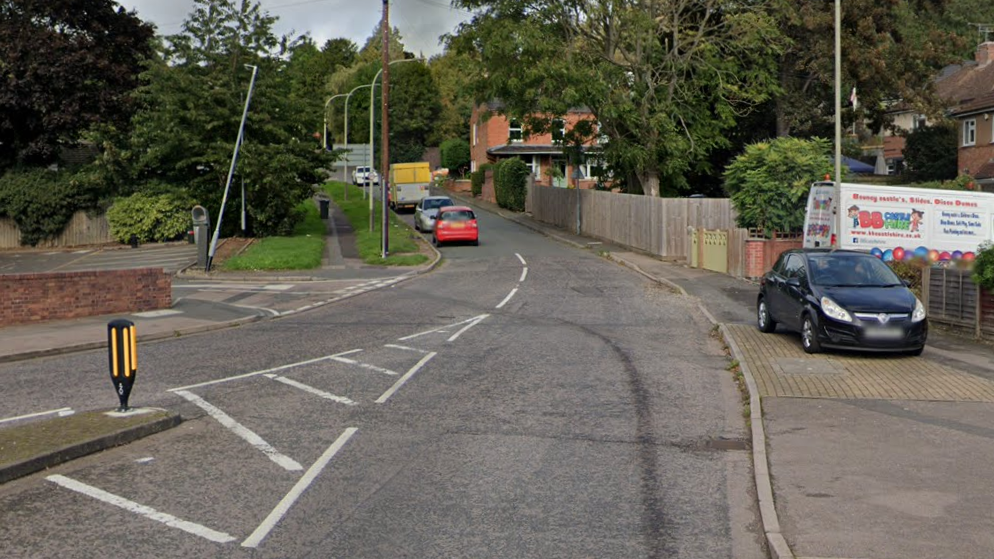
[
  {"left": 264, "top": 374, "right": 356, "bottom": 405},
  {"left": 242, "top": 428, "right": 358, "bottom": 548},
  {"left": 384, "top": 344, "right": 431, "bottom": 354},
  {"left": 136, "top": 457, "right": 155, "bottom": 464},
  {"left": 262, "top": 284, "right": 294, "bottom": 291},
  {"left": 375, "top": 353, "right": 437, "bottom": 404},
  {"left": 496, "top": 288, "right": 518, "bottom": 309},
  {"left": 174, "top": 391, "right": 302, "bottom": 471},
  {"left": 399, "top": 314, "right": 490, "bottom": 341},
  {"left": 168, "top": 349, "right": 364, "bottom": 392},
  {"left": 47, "top": 475, "right": 236, "bottom": 544},
  {"left": 447, "top": 314, "right": 489, "bottom": 342},
  {"left": 330, "top": 356, "right": 398, "bottom": 376},
  {"left": 515, "top": 253, "right": 526, "bottom": 265},
  {"left": 0, "top": 407, "right": 74, "bottom": 425},
  {"left": 519, "top": 267, "right": 528, "bottom": 282}
]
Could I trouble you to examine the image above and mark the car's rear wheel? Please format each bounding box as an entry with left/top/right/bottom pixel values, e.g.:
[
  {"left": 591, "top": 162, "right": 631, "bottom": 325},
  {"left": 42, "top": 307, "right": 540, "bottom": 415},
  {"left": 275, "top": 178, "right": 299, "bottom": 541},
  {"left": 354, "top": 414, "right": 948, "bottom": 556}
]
[
  {"left": 471, "top": 239, "right": 479, "bottom": 246},
  {"left": 757, "top": 297, "right": 777, "bottom": 333},
  {"left": 432, "top": 235, "right": 441, "bottom": 247},
  {"left": 801, "top": 314, "right": 822, "bottom": 354},
  {"left": 907, "top": 346, "right": 924, "bottom": 357}
]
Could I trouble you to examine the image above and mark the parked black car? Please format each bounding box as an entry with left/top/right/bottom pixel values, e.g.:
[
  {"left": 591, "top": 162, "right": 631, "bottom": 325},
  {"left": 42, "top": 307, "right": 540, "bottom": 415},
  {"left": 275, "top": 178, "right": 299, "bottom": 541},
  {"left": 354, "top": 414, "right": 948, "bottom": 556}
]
[{"left": 757, "top": 249, "right": 927, "bottom": 355}]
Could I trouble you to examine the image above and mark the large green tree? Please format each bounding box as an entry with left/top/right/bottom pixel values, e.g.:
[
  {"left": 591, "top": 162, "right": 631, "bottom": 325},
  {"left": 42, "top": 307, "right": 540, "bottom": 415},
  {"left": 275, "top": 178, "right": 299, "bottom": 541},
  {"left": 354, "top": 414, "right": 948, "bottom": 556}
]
[
  {"left": 450, "top": 0, "right": 786, "bottom": 197},
  {"left": 103, "top": 0, "right": 326, "bottom": 237},
  {"left": 0, "top": 0, "right": 154, "bottom": 169},
  {"left": 427, "top": 49, "right": 477, "bottom": 146}
]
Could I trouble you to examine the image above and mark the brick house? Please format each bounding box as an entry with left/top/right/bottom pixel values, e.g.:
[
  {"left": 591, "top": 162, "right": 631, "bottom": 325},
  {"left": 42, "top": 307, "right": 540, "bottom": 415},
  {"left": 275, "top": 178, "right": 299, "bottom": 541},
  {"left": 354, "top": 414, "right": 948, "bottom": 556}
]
[
  {"left": 469, "top": 102, "right": 604, "bottom": 189},
  {"left": 944, "top": 42, "right": 994, "bottom": 188}
]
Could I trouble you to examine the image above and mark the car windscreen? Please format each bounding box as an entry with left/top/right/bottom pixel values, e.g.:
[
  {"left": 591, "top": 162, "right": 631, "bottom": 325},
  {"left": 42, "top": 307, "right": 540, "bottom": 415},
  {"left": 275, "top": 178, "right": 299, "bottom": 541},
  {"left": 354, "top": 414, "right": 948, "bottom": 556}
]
[
  {"left": 808, "top": 254, "right": 903, "bottom": 287},
  {"left": 440, "top": 210, "right": 475, "bottom": 221},
  {"left": 423, "top": 199, "right": 453, "bottom": 210}
]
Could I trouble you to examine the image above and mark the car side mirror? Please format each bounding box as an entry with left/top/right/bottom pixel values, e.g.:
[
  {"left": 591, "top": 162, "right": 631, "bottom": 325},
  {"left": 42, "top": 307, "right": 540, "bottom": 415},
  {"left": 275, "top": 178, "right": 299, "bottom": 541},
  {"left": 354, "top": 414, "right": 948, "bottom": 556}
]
[{"left": 786, "top": 277, "right": 801, "bottom": 287}]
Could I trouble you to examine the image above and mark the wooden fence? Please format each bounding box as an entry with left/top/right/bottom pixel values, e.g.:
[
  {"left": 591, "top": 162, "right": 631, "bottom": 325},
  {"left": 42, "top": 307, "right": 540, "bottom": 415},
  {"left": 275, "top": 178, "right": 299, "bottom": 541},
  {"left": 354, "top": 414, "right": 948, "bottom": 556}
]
[
  {"left": 527, "top": 183, "right": 735, "bottom": 260},
  {"left": 921, "top": 266, "right": 994, "bottom": 338},
  {"left": 0, "top": 211, "right": 113, "bottom": 249}
]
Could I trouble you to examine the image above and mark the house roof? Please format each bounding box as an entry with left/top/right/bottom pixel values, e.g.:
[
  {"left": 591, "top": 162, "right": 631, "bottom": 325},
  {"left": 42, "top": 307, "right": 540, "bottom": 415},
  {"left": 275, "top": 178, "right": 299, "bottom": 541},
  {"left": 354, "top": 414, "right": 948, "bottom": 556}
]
[
  {"left": 487, "top": 144, "right": 603, "bottom": 156},
  {"left": 936, "top": 49, "right": 994, "bottom": 115}
]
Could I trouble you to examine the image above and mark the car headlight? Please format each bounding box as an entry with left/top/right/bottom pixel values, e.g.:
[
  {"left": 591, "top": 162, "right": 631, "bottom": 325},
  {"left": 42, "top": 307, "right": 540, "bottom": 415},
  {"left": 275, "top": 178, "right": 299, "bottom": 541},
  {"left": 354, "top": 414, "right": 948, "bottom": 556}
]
[
  {"left": 821, "top": 297, "right": 853, "bottom": 323},
  {"left": 912, "top": 297, "right": 926, "bottom": 323}
]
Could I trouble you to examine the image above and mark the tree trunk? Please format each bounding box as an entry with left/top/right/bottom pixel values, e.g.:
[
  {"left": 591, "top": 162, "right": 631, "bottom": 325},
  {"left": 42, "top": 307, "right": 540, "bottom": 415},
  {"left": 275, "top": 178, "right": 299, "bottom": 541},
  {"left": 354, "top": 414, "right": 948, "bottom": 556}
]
[{"left": 640, "top": 171, "right": 660, "bottom": 198}]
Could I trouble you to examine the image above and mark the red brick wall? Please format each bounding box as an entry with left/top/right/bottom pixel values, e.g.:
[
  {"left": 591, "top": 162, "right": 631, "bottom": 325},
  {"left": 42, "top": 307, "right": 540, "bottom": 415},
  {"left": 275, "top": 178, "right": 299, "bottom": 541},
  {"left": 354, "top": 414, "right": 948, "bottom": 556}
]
[
  {"left": 745, "top": 238, "right": 803, "bottom": 278},
  {"left": 481, "top": 169, "right": 496, "bottom": 203},
  {"left": 0, "top": 268, "right": 171, "bottom": 327}
]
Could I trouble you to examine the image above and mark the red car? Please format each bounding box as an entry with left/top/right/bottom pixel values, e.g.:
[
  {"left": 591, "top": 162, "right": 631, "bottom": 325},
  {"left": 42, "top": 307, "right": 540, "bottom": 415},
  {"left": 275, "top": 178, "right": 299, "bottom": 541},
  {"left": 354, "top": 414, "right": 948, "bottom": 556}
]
[{"left": 432, "top": 206, "right": 479, "bottom": 246}]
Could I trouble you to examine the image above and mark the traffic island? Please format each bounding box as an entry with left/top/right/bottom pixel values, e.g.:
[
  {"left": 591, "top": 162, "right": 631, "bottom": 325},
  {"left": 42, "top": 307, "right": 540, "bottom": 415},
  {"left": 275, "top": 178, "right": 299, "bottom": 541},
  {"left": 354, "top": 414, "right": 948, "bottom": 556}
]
[{"left": 0, "top": 408, "right": 181, "bottom": 485}]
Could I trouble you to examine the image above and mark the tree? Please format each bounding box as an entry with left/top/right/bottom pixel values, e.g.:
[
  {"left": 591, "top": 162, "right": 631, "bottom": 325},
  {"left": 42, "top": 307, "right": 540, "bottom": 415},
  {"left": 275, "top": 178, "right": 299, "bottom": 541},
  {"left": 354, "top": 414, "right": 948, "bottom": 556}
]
[
  {"left": 102, "top": 0, "right": 326, "bottom": 237},
  {"left": 449, "top": 0, "right": 786, "bottom": 197},
  {"left": 427, "top": 49, "right": 478, "bottom": 146},
  {"left": 774, "top": 1, "right": 970, "bottom": 138},
  {"left": 440, "top": 138, "right": 471, "bottom": 176},
  {"left": 903, "top": 123, "right": 958, "bottom": 182},
  {"left": 0, "top": 0, "right": 154, "bottom": 169},
  {"left": 724, "top": 137, "right": 836, "bottom": 234},
  {"left": 387, "top": 62, "right": 442, "bottom": 163}
]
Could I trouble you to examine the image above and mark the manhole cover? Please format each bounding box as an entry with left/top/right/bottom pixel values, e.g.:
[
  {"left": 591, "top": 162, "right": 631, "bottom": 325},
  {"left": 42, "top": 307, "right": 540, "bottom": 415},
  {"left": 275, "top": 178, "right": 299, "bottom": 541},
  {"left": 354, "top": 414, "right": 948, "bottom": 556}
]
[{"left": 774, "top": 357, "right": 842, "bottom": 375}]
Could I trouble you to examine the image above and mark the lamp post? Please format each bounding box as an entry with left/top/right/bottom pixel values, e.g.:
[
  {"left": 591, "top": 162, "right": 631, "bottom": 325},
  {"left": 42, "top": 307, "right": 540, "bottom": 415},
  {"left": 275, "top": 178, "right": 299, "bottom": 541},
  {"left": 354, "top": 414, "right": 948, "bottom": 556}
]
[
  {"left": 833, "top": 0, "right": 842, "bottom": 248},
  {"left": 368, "top": 57, "right": 420, "bottom": 232},
  {"left": 322, "top": 93, "right": 348, "bottom": 151},
  {"left": 343, "top": 84, "right": 373, "bottom": 200}
]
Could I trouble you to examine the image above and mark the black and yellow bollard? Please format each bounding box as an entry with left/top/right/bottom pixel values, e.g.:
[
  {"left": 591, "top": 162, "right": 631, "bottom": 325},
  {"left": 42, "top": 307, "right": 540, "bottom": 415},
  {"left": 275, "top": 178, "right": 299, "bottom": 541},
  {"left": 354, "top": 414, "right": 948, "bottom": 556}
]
[{"left": 107, "top": 319, "right": 138, "bottom": 412}]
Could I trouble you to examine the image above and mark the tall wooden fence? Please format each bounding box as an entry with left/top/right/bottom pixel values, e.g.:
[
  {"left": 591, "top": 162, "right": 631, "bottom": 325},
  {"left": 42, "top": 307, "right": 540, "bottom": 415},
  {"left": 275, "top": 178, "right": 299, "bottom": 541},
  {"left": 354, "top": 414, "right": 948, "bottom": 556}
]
[
  {"left": 0, "top": 211, "right": 113, "bottom": 249},
  {"left": 527, "top": 184, "right": 735, "bottom": 260}
]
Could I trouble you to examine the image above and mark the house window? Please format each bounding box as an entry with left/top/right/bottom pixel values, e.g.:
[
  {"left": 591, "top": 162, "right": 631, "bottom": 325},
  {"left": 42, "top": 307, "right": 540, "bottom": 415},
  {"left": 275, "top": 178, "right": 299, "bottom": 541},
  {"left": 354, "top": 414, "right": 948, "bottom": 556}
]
[
  {"left": 595, "top": 121, "right": 609, "bottom": 144},
  {"left": 913, "top": 114, "right": 927, "bottom": 130},
  {"left": 552, "top": 118, "right": 566, "bottom": 142},
  {"left": 471, "top": 160, "right": 477, "bottom": 172},
  {"left": 964, "top": 119, "right": 976, "bottom": 146},
  {"left": 472, "top": 123, "right": 477, "bottom": 147},
  {"left": 530, "top": 155, "right": 541, "bottom": 177},
  {"left": 508, "top": 119, "right": 522, "bottom": 143}
]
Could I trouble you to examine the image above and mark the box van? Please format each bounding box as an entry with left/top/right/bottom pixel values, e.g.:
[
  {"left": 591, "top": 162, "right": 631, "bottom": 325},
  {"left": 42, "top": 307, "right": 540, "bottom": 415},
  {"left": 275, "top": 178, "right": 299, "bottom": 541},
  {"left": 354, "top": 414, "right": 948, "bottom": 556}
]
[{"left": 389, "top": 162, "right": 431, "bottom": 210}]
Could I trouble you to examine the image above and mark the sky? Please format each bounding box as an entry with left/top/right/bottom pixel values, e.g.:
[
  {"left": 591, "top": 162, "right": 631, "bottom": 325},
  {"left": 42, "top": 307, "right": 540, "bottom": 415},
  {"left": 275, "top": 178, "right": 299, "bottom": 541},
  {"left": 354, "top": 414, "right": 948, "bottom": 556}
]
[{"left": 115, "top": 0, "right": 474, "bottom": 58}]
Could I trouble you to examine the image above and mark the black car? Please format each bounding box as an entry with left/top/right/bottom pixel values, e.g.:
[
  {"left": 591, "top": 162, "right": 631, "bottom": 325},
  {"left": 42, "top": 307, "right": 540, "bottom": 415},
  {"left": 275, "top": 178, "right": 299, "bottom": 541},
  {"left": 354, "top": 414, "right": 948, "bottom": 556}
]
[{"left": 757, "top": 249, "right": 927, "bottom": 355}]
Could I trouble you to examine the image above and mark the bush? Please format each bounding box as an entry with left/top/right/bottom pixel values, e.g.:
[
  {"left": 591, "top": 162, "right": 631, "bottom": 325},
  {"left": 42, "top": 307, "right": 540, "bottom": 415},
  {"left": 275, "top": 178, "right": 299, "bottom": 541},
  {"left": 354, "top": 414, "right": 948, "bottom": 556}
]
[
  {"left": 106, "top": 191, "right": 195, "bottom": 243},
  {"left": 0, "top": 167, "right": 102, "bottom": 246},
  {"left": 724, "top": 137, "right": 836, "bottom": 235},
  {"left": 440, "top": 138, "right": 470, "bottom": 177},
  {"left": 973, "top": 242, "right": 994, "bottom": 291},
  {"left": 903, "top": 123, "right": 958, "bottom": 182},
  {"left": 494, "top": 158, "right": 528, "bottom": 211},
  {"left": 887, "top": 259, "right": 926, "bottom": 299},
  {"left": 471, "top": 163, "right": 492, "bottom": 197}
]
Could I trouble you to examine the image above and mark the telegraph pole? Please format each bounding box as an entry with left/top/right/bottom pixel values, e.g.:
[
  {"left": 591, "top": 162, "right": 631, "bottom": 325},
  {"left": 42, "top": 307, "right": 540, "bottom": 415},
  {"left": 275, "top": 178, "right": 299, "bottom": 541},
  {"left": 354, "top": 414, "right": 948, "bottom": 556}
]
[{"left": 380, "top": 0, "right": 391, "bottom": 258}]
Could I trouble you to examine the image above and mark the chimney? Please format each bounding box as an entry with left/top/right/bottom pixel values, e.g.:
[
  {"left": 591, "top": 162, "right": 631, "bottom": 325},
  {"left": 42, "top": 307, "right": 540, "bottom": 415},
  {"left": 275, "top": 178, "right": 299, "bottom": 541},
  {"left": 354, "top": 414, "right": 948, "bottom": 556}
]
[{"left": 977, "top": 42, "right": 994, "bottom": 66}]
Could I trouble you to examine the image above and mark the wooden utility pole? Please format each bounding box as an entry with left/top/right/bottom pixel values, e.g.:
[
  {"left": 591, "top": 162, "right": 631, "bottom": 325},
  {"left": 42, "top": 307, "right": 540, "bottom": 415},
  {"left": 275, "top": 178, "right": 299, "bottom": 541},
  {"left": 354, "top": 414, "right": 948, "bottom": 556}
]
[{"left": 380, "top": 0, "right": 390, "bottom": 258}]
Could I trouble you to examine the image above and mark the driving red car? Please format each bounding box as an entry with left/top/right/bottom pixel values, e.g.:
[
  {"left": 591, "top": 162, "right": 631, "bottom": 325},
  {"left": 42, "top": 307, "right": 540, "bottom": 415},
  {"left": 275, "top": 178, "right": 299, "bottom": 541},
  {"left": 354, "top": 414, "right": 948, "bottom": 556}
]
[{"left": 432, "top": 206, "right": 479, "bottom": 246}]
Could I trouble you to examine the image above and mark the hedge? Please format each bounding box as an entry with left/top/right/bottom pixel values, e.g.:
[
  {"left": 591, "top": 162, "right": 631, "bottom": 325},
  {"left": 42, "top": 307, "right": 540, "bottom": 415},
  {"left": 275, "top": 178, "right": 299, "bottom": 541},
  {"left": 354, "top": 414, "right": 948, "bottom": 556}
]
[{"left": 494, "top": 158, "right": 528, "bottom": 212}]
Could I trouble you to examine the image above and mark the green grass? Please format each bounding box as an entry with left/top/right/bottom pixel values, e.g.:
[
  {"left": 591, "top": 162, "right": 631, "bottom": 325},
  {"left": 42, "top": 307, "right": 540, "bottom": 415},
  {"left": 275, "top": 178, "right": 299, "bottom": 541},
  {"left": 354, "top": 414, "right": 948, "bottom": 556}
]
[
  {"left": 323, "top": 181, "right": 429, "bottom": 266},
  {"left": 222, "top": 201, "right": 326, "bottom": 271}
]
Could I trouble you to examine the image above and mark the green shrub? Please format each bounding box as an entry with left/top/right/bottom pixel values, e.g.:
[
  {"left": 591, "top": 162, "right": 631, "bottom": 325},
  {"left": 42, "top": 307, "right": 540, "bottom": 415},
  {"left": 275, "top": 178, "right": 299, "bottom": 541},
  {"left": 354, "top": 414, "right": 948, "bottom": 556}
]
[
  {"left": 973, "top": 242, "right": 994, "bottom": 291},
  {"left": 887, "top": 259, "right": 926, "bottom": 299},
  {"left": 440, "top": 138, "right": 471, "bottom": 177},
  {"left": 0, "top": 167, "right": 102, "bottom": 246},
  {"left": 494, "top": 157, "right": 528, "bottom": 211},
  {"left": 471, "top": 163, "right": 492, "bottom": 197},
  {"left": 724, "top": 137, "right": 836, "bottom": 235},
  {"left": 106, "top": 191, "right": 195, "bottom": 243}
]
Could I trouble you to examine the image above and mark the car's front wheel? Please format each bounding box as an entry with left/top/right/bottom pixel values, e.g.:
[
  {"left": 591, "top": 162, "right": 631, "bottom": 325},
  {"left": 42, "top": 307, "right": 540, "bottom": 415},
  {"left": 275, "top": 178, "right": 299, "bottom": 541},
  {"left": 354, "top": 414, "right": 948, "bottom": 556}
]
[
  {"left": 757, "top": 297, "right": 777, "bottom": 333},
  {"left": 801, "top": 314, "right": 822, "bottom": 354}
]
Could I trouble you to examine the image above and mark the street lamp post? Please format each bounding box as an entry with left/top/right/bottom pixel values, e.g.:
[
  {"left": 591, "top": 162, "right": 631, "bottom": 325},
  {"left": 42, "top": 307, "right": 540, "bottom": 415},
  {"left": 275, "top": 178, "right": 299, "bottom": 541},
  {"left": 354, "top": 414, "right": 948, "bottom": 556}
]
[
  {"left": 343, "top": 84, "right": 373, "bottom": 200},
  {"left": 833, "top": 0, "right": 842, "bottom": 248},
  {"left": 322, "top": 94, "right": 348, "bottom": 152},
  {"left": 367, "top": 57, "right": 420, "bottom": 233}
]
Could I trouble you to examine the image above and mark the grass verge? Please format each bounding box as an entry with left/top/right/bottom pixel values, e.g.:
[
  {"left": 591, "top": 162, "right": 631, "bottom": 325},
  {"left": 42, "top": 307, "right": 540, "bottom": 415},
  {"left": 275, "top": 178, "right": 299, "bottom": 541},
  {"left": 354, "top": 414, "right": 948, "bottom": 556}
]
[
  {"left": 323, "top": 181, "right": 429, "bottom": 266},
  {"left": 222, "top": 201, "right": 326, "bottom": 271}
]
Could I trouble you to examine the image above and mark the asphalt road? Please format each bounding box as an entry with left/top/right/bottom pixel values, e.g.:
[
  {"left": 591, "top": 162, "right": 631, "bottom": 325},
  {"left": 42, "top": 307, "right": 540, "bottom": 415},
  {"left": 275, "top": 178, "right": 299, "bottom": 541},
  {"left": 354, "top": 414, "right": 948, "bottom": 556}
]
[{"left": 0, "top": 204, "right": 763, "bottom": 558}]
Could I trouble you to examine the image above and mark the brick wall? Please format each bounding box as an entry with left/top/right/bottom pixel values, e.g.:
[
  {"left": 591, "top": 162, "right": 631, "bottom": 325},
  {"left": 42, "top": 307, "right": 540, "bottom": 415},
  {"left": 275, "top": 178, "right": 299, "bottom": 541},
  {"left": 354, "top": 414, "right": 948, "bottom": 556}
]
[
  {"left": 0, "top": 268, "right": 171, "bottom": 327},
  {"left": 745, "top": 238, "right": 803, "bottom": 278},
  {"left": 481, "top": 169, "right": 496, "bottom": 203}
]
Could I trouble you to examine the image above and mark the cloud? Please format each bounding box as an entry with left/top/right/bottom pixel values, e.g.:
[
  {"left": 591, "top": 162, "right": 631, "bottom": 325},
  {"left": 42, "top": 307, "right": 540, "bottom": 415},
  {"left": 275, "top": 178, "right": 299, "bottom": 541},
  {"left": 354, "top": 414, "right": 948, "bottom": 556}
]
[{"left": 116, "top": 0, "right": 472, "bottom": 57}]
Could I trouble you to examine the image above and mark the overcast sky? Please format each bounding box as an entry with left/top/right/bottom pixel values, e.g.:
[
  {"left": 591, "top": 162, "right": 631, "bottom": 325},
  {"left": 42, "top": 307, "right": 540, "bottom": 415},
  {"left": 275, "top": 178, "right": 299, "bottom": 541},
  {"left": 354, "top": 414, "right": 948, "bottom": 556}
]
[{"left": 115, "top": 0, "right": 474, "bottom": 57}]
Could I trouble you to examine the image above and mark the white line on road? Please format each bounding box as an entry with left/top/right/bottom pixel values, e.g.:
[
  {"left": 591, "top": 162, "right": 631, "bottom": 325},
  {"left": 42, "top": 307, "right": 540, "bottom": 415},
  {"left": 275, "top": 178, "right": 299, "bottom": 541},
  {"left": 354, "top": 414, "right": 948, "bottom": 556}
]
[
  {"left": 447, "top": 314, "right": 489, "bottom": 342},
  {"left": 496, "top": 288, "right": 518, "bottom": 309},
  {"left": 168, "top": 349, "right": 364, "bottom": 392},
  {"left": 174, "top": 391, "right": 302, "bottom": 471},
  {"left": 384, "top": 344, "right": 431, "bottom": 354},
  {"left": 264, "top": 374, "right": 356, "bottom": 405},
  {"left": 399, "top": 314, "right": 490, "bottom": 341},
  {"left": 520, "top": 267, "right": 528, "bottom": 283},
  {"left": 242, "top": 428, "right": 358, "bottom": 548},
  {"left": 330, "top": 356, "right": 398, "bottom": 376},
  {"left": 516, "top": 253, "right": 527, "bottom": 265},
  {"left": 47, "top": 475, "right": 236, "bottom": 544},
  {"left": 375, "top": 352, "right": 437, "bottom": 404},
  {"left": 0, "top": 407, "right": 74, "bottom": 425}
]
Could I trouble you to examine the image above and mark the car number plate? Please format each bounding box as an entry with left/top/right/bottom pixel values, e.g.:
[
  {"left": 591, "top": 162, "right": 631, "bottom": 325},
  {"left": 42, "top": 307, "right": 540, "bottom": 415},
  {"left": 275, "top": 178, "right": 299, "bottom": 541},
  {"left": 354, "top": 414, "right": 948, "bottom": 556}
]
[
  {"left": 864, "top": 327, "right": 903, "bottom": 339},
  {"left": 452, "top": 223, "right": 465, "bottom": 228}
]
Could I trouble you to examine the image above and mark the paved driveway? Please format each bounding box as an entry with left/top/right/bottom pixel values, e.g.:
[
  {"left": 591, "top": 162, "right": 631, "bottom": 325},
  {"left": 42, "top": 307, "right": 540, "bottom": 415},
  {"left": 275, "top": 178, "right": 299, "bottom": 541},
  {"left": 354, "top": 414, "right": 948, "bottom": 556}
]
[{"left": 0, "top": 244, "right": 196, "bottom": 274}]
